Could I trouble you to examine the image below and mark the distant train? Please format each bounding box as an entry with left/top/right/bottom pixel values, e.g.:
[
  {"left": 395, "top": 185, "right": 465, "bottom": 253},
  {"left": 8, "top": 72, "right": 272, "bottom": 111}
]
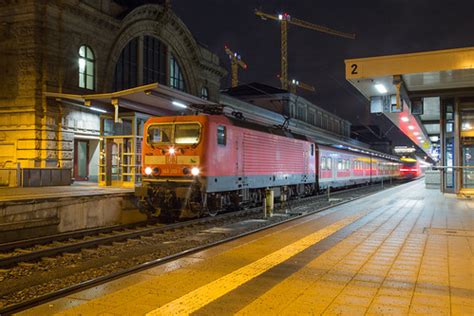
[
  {"left": 399, "top": 157, "right": 423, "bottom": 178},
  {"left": 135, "top": 114, "right": 401, "bottom": 219}
]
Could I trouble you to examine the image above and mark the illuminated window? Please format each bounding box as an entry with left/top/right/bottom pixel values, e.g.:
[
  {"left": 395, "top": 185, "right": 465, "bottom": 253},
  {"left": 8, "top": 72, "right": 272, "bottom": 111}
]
[
  {"left": 170, "top": 54, "right": 186, "bottom": 91},
  {"left": 201, "top": 87, "right": 209, "bottom": 100},
  {"left": 327, "top": 157, "right": 332, "bottom": 170},
  {"left": 78, "top": 45, "right": 95, "bottom": 90}
]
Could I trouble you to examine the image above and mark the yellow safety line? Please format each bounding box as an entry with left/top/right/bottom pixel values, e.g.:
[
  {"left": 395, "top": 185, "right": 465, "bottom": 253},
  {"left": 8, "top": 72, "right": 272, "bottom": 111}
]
[{"left": 146, "top": 211, "right": 368, "bottom": 316}]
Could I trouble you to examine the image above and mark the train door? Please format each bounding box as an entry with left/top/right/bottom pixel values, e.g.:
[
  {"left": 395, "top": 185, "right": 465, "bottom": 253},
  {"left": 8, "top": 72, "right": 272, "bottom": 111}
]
[{"left": 314, "top": 144, "right": 319, "bottom": 188}]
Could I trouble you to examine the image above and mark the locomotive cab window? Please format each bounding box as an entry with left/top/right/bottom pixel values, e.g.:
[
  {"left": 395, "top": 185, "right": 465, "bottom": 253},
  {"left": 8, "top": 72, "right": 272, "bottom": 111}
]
[
  {"left": 217, "top": 125, "right": 226, "bottom": 145},
  {"left": 147, "top": 123, "right": 201, "bottom": 145},
  {"left": 175, "top": 123, "right": 200, "bottom": 144},
  {"left": 148, "top": 124, "right": 172, "bottom": 144}
]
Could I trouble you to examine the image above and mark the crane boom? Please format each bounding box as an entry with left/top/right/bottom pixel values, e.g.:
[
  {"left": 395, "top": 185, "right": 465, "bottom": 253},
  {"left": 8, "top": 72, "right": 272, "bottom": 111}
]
[
  {"left": 255, "top": 9, "right": 355, "bottom": 89},
  {"left": 289, "top": 16, "right": 355, "bottom": 39},
  {"left": 224, "top": 46, "right": 247, "bottom": 88}
]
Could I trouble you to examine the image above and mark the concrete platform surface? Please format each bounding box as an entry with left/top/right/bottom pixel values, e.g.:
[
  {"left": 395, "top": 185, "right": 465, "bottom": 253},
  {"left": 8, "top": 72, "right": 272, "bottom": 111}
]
[
  {"left": 0, "top": 183, "right": 132, "bottom": 203},
  {"left": 19, "top": 179, "right": 474, "bottom": 315}
]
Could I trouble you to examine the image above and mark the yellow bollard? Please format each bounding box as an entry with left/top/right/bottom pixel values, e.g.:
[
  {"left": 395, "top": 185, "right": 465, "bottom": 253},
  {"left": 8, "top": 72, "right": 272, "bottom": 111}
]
[{"left": 265, "top": 188, "right": 274, "bottom": 217}]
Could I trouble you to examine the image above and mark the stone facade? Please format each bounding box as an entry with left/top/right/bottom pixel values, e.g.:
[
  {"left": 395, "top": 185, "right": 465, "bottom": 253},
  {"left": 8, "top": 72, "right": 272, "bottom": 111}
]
[{"left": 0, "top": 0, "right": 225, "bottom": 176}]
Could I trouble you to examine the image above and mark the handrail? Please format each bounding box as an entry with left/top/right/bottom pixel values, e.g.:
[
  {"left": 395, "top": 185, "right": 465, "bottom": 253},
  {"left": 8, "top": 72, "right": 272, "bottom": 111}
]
[{"left": 433, "top": 166, "right": 474, "bottom": 169}]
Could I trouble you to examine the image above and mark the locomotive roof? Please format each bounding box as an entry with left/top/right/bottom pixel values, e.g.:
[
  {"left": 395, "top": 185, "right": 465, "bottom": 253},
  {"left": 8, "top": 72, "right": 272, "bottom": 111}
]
[{"left": 225, "top": 116, "right": 311, "bottom": 142}]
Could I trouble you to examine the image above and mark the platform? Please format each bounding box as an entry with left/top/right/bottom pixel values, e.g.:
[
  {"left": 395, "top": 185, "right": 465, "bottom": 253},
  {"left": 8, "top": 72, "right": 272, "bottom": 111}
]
[
  {"left": 21, "top": 179, "right": 473, "bottom": 315},
  {"left": 0, "top": 184, "right": 141, "bottom": 242},
  {"left": 0, "top": 182, "right": 132, "bottom": 203}
]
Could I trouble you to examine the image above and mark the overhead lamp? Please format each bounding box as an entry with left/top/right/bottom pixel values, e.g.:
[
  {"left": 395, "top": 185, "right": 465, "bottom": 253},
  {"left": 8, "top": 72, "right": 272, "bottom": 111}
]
[
  {"left": 417, "top": 136, "right": 422, "bottom": 140},
  {"left": 408, "top": 125, "right": 414, "bottom": 130},
  {"left": 401, "top": 116, "right": 409, "bottom": 122},
  {"left": 172, "top": 101, "right": 187, "bottom": 109},
  {"left": 374, "top": 83, "right": 388, "bottom": 94},
  {"left": 90, "top": 107, "right": 107, "bottom": 113},
  {"left": 413, "top": 131, "right": 419, "bottom": 136},
  {"left": 430, "top": 136, "right": 439, "bottom": 142}
]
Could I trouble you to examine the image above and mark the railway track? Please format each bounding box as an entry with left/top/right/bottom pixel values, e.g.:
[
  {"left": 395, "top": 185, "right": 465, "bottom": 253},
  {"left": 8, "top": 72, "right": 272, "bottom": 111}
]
[{"left": 0, "top": 179, "right": 410, "bottom": 315}]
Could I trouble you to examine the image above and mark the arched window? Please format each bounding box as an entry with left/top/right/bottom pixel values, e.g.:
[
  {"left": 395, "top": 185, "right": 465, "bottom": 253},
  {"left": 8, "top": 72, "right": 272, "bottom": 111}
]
[
  {"left": 169, "top": 54, "right": 186, "bottom": 92},
  {"left": 78, "top": 45, "right": 95, "bottom": 90},
  {"left": 201, "top": 87, "right": 209, "bottom": 100},
  {"left": 143, "top": 36, "right": 166, "bottom": 85},
  {"left": 114, "top": 38, "right": 138, "bottom": 91}
]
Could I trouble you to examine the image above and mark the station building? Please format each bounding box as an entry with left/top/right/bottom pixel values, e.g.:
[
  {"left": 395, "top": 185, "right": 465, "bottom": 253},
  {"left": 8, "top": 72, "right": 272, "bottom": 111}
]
[
  {"left": 345, "top": 46, "right": 474, "bottom": 195},
  {"left": 0, "top": 0, "right": 226, "bottom": 186}
]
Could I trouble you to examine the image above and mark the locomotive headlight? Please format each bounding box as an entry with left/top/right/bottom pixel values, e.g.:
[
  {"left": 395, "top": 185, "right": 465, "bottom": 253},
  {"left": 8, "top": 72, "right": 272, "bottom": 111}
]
[
  {"left": 191, "top": 167, "right": 200, "bottom": 176},
  {"left": 144, "top": 167, "right": 152, "bottom": 175},
  {"left": 169, "top": 147, "right": 175, "bottom": 154}
]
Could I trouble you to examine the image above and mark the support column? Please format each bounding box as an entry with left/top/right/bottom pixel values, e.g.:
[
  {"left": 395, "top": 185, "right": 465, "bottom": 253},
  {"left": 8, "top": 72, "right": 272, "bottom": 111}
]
[{"left": 454, "top": 97, "right": 461, "bottom": 194}]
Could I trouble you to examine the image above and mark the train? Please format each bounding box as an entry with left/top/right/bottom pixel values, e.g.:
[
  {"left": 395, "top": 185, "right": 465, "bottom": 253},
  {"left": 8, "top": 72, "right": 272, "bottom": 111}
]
[
  {"left": 399, "top": 157, "right": 423, "bottom": 178},
  {"left": 135, "top": 114, "right": 401, "bottom": 219}
]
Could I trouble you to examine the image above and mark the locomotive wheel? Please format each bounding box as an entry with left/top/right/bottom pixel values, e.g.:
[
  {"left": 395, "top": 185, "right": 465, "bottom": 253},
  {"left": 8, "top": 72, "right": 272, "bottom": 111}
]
[{"left": 208, "top": 208, "right": 219, "bottom": 217}]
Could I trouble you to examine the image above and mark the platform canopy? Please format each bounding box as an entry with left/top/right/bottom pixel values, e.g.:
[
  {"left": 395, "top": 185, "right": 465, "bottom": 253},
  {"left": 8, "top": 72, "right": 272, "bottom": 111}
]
[
  {"left": 345, "top": 46, "right": 474, "bottom": 159},
  {"left": 45, "top": 82, "right": 221, "bottom": 119}
]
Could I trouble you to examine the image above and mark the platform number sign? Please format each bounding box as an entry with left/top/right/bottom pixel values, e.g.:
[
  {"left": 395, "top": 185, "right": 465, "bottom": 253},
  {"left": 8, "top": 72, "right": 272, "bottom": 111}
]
[{"left": 351, "top": 64, "right": 358, "bottom": 75}]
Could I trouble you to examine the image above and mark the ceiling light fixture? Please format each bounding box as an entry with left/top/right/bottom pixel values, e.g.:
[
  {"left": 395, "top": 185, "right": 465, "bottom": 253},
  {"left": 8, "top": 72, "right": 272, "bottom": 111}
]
[{"left": 374, "top": 83, "right": 388, "bottom": 94}]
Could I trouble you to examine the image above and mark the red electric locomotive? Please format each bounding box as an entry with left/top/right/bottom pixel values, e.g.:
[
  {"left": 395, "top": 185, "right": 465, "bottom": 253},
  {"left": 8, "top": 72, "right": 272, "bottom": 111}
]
[{"left": 135, "top": 114, "right": 316, "bottom": 219}]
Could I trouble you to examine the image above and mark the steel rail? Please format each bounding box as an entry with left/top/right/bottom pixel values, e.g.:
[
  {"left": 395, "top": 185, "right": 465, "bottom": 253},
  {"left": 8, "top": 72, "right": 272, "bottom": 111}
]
[
  {"left": 0, "top": 222, "right": 153, "bottom": 253},
  {"left": 0, "top": 209, "right": 257, "bottom": 269}
]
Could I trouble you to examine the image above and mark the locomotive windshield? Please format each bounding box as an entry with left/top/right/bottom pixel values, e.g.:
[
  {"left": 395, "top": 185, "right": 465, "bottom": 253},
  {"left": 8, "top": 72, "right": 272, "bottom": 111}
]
[
  {"left": 175, "top": 124, "right": 200, "bottom": 144},
  {"left": 147, "top": 123, "right": 200, "bottom": 145}
]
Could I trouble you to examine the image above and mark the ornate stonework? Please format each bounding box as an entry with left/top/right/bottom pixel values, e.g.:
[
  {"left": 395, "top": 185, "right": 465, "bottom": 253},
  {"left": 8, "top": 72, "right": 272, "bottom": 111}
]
[{"left": 0, "top": 0, "right": 226, "bottom": 176}]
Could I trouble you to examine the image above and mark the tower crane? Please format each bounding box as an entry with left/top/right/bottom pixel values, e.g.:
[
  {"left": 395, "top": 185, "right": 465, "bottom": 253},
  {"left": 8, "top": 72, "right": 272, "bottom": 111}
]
[
  {"left": 255, "top": 9, "right": 355, "bottom": 90},
  {"left": 288, "top": 78, "right": 315, "bottom": 94},
  {"left": 224, "top": 45, "right": 247, "bottom": 88},
  {"left": 277, "top": 76, "right": 315, "bottom": 94}
]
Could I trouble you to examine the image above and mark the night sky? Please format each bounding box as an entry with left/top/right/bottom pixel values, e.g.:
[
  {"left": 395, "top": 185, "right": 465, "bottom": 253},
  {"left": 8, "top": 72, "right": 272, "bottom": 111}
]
[{"left": 169, "top": 1, "right": 474, "bottom": 146}]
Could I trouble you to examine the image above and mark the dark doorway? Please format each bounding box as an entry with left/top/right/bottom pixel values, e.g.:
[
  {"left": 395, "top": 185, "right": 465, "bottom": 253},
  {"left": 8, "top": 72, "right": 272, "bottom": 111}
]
[{"left": 74, "top": 139, "right": 89, "bottom": 181}]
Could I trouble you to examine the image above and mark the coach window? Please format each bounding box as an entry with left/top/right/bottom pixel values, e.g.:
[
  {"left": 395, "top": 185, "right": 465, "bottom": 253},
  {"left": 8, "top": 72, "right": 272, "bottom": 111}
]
[
  {"left": 337, "top": 159, "right": 342, "bottom": 170},
  {"left": 217, "top": 125, "right": 226, "bottom": 145},
  {"left": 327, "top": 157, "right": 332, "bottom": 170},
  {"left": 321, "top": 157, "right": 326, "bottom": 169},
  {"left": 310, "top": 144, "right": 314, "bottom": 156}
]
